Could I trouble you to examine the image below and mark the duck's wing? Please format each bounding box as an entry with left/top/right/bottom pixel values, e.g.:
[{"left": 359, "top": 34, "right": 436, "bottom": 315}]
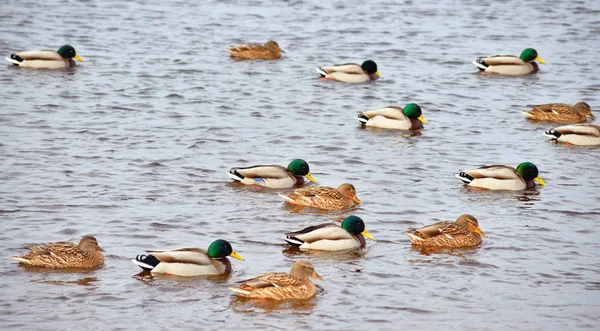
[
  {"left": 146, "top": 247, "right": 212, "bottom": 266},
  {"left": 286, "top": 223, "right": 352, "bottom": 244},
  {"left": 320, "top": 63, "right": 363, "bottom": 74},
  {"left": 528, "top": 103, "right": 572, "bottom": 114},
  {"left": 25, "top": 241, "right": 78, "bottom": 255},
  {"left": 415, "top": 221, "right": 468, "bottom": 239},
  {"left": 554, "top": 124, "right": 600, "bottom": 137},
  {"left": 13, "top": 50, "right": 63, "bottom": 61},
  {"left": 462, "top": 165, "right": 520, "bottom": 180},
  {"left": 359, "top": 107, "right": 406, "bottom": 120},
  {"left": 478, "top": 54, "right": 525, "bottom": 66}
]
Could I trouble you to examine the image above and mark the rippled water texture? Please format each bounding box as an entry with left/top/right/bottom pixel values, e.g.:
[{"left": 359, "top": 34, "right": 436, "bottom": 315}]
[{"left": 1, "top": 0, "right": 599, "bottom": 330}]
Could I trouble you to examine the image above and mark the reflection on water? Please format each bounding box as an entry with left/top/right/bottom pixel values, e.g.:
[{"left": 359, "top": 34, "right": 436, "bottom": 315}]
[
  {"left": 281, "top": 246, "right": 369, "bottom": 262},
  {"left": 35, "top": 277, "right": 100, "bottom": 287},
  {"left": 229, "top": 288, "right": 322, "bottom": 315}
]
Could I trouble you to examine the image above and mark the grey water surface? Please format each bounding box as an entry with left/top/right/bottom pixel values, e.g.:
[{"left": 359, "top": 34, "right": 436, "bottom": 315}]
[{"left": 1, "top": 0, "right": 599, "bottom": 330}]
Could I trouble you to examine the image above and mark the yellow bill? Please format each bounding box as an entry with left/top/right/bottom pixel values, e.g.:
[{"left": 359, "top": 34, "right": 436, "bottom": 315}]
[
  {"left": 475, "top": 227, "right": 487, "bottom": 238},
  {"left": 418, "top": 115, "right": 428, "bottom": 124},
  {"left": 74, "top": 54, "right": 84, "bottom": 62},
  {"left": 305, "top": 173, "right": 317, "bottom": 183},
  {"left": 361, "top": 229, "right": 374, "bottom": 240},
  {"left": 535, "top": 56, "right": 545, "bottom": 64},
  {"left": 352, "top": 196, "right": 362, "bottom": 204},
  {"left": 375, "top": 71, "right": 380, "bottom": 77},
  {"left": 534, "top": 176, "right": 545, "bottom": 186},
  {"left": 311, "top": 271, "right": 325, "bottom": 281},
  {"left": 230, "top": 250, "right": 244, "bottom": 260}
]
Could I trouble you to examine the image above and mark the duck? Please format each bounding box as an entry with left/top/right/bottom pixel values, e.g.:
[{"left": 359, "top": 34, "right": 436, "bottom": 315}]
[
  {"left": 285, "top": 215, "right": 374, "bottom": 251},
  {"left": 473, "top": 48, "right": 545, "bottom": 75},
  {"left": 455, "top": 162, "right": 545, "bottom": 190},
  {"left": 131, "top": 239, "right": 244, "bottom": 276},
  {"left": 522, "top": 102, "right": 594, "bottom": 124},
  {"left": 12, "top": 235, "right": 104, "bottom": 269},
  {"left": 228, "top": 159, "right": 317, "bottom": 189},
  {"left": 279, "top": 183, "right": 361, "bottom": 210},
  {"left": 406, "top": 214, "right": 486, "bottom": 248},
  {"left": 6, "top": 45, "right": 84, "bottom": 69},
  {"left": 228, "top": 260, "right": 324, "bottom": 300},
  {"left": 227, "top": 40, "right": 284, "bottom": 60},
  {"left": 357, "top": 103, "right": 428, "bottom": 130},
  {"left": 316, "top": 60, "right": 379, "bottom": 83},
  {"left": 544, "top": 124, "right": 600, "bottom": 146}
]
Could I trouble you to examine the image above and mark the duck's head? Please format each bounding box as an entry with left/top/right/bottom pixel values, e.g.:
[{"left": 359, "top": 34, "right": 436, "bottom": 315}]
[
  {"left": 79, "top": 236, "right": 104, "bottom": 252},
  {"left": 455, "top": 214, "right": 486, "bottom": 237},
  {"left": 341, "top": 215, "right": 374, "bottom": 240},
  {"left": 338, "top": 183, "right": 361, "bottom": 204},
  {"left": 290, "top": 260, "right": 324, "bottom": 281},
  {"left": 57, "top": 45, "right": 84, "bottom": 62},
  {"left": 265, "top": 40, "right": 284, "bottom": 53},
  {"left": 403, "top": 103, "right": 428, "bottom": 124},
  {"left": 208, "top": 239, "right": 244, "bottom": 260},
  {"left": 361, "top": 60, "right": 380, "bottom": 77},
  {"left": 287, "top": 159, "right": 316, "bottom": 182},
  {"left": 519, "top": 48, "right": 544, "bottom": 64},
  {"left": 516, "top": 162, "right": 545, "bottom": 186},
  {"left": 574, "top": 102, "right": 594, "bottom": 119}
]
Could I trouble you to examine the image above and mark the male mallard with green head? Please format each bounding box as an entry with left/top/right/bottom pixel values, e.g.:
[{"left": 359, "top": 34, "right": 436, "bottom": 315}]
[
  {"left": 6, "top": 45, "right": 84, "bottom": 69},
  {"left": 473, "top": 48, "right": 545, "bottom": 75},
  {"left": 455, "top": 162, "right": 545, "bottom": 190},
  {"left": 228, "top": 159, "right": 317, "bottom": 188},
  {"left": 285, "top": 215, "right": 374, "bottom": 251},
  {"left": 316, "top": 60, "right": 379, "bottom": 83},
  {"left": 357, "top": 103, "right": 428, "bottom": 130},
  {"left": 544, "top": 124, "right": 600, "bottom": 146}
]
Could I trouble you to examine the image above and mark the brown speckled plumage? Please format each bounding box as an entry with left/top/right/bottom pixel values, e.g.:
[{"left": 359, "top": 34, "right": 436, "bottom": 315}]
[
  {"left": 12, "top": 236, "right": 104, "bottom": 269},
  {"left": 279, "top": 183, "right": 361, "bottom": 210},
  {"left": 228, "top": 260, "right": 323, "bottom": 300},
  {"left": 406, "top": 214, "right": 486, "bottom": 248},
  {"left": 522, "top": 102, "right": 594, "bottom": 123},
  {"left": 227, "top": 40, "right": 283, "bottom": 60}
]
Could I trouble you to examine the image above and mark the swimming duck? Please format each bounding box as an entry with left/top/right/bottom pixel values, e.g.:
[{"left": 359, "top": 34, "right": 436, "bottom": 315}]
[
  {"left": 357, "top": 103, "right": 428, "bottom": 130},
  {"left": 6, "top": 45, "right": 84, "bottom": 69},
  {"left": 227, "top": 40, "right": 284, "bottom": 60},
  {"left": 279, "top": 183, "right": 361, "bottom": 210},
  {"left": 473, "top": 48, "right": 545, "bottom": 75},
  {"left": 455, "top": 162, "right": 545, "bottom": 190},
  {"left": 285, "top": 215, "right": 374, "bottom": 251},
  {"left": 12, "top": 235, "right": 104, "bottom": 269},
  {"left": 228, "top": 159, "right": 317, "bottom": 189},
  {"left": 522, "top": 102, "right": 594, "bottom": 124},
  {"left": 228, "top": 260, "right": 323, "bottom": 300},
  {"left": 406, "top": 214, "right": 486, "bottom": 248},
  {"left": 131, "top": 239, "right": 244, "bottom": 276},
  {"left": 544, "top": 124, "right": 600, "bottom": 146},
  {"left": 316, "top": 60, "right": 379, "bottom": 83}
]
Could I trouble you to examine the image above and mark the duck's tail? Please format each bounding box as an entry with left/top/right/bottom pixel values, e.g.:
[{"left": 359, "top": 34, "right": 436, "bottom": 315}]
[
  {"left": 284, "top": 236, "right": 304, "bottom": 246},
  {"left": 455, "top": 172, "right": 474, "bottom": 184},
  {"left": 6, "top": 54, "right": 23, "bottom": 65},
  {"left": 228, "top": 287, "right": 251, "bottom": 296},
  {"left": 521, "top": 111, "right": 534, "bottom": 118},
  {"left": 131, "top": 254, "right": 160, "bottom": 271},
  {"left": 472, "top": 58, "right": 488, "bottom": 71},
  {"left": 357, "top": 113, "right": 369, "bottom": 124},
  {"left": 544, "top": 128, "right": 561, "bottom": 140},
  {"left": 315, "top": 67, "right": 327, "bottom": 77},
  {"left": 405, "top": 232, "right": 423, "bottom": 244},
  {"left": 228, "top": 169, "right": 244, "bottom": 182}
]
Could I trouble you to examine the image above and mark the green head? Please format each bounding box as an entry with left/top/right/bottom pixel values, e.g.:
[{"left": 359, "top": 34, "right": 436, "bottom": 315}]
[
  {"left": 208, "top": 239, "right": 244, "bottom": 260},
  {"left": 361, "top": 60, "right": 379, "bottom": 76},
  {"left": 287, "top": 159, "right": 316, "bottom": 183},
  {"left": 519, "top": 48, "right": 545, "bottom": 64},
  {"left": 403, "top": 103, "right": 428, "bottom": 124},
  {"left": 516, "top": 162, "right": 545, "bottom": 185},
  {"left": 341, "top": 216, "right": 374, "bottom": 240},
  {"left": 57, "top": 45, "right": 84, "bottom": 62}
]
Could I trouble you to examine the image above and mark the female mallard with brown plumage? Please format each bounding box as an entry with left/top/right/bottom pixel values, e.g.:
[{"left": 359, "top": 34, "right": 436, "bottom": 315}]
[
  {"left": 131, "top": 239, "right": 244, "bottom": 276},
  {"left": 406, "top": 214, "right": 486, "bottom": 248},
  {"left": 228, "top": 159, "right": 317, "bottom": 189},
  {"left": 455, "top": 162, "right": 545, "bottom": 190},
  {"left": 316, "top": 60, "right": 379, "bottom": 83},
  {"left": 357, "top": 103, "right": 428, "bottom": 130},
  {"left": 6, "top": 45, "right": 84, "bottom": 69},
  {"left": 12, "top": 235, "right": 104, "bottom": 269},
  {"left": 228, "top": 260, "right": 324, "bottom": 300},
  {"left": 522, "top": 102, "right": 594, "bottom": 123},
  {"left": 227, "top": 40, "right": 284, "bottom": 60},
  {"left": 473, "top": 48, "right": 545, "bottom": 75},
  {"left": 544, "top": 124, "right": 600, "bottom": 146},
  {"left": 285, "top": 215, "right": 374, "bottom": 251},
  {"left": 279, "top": 183, "right": 361, "bottom": 210}
]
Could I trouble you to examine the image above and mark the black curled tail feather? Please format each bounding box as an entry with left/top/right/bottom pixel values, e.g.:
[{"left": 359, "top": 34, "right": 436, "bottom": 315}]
[
  {"left": 10, "top": 54, "right": 23, "bottom": 63},
  {"left": 544, "top": 128, "right": 561, "bottom": 139},
  {"left": 134, "top": 254, "right": 160, "bottom": 270},
  {"left": 357, "top": 113, "right": 369, "bottom": 124},
  {"left": 474, "top": 58, "right": 489, "bottom": 71},
  {"left": 229, "top": 168, "right": 245, "bottom": 180},
  {"left": 456, "top": 172, "right": 475, "bottom": 184}
]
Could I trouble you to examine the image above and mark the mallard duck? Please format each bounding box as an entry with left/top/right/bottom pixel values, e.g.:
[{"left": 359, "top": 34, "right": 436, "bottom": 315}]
[
  {"left": 473, "top": 48, "right": 545, "bottom": 75},
  {"left": 522, "top": 102, "right": 594, "bottom": 124},
  {"left": 12, "top": 235, "right": 104, "bottom": 269},
  {"left": 227, "top": 40, "right": 284, "bottom": 60},
  {"left": 285, "top": 215, "right": 374, "bottom": 251},
  {"left": 6, "top": 45, "right": 84, "bottom": 69},
  {"left": 228, "top": 260, "right": 323, "bottom": 300},
  {"left": 228, "top": 159, "right": 317, "bottom": 189},
  {"left": 131, "top": 239, "right": 244, "bottom": 276},
  {"left": 357, "top": 103, "right": 428, "bottom": 130},
  {"left": 406, "top": 214, "right": 486, "bottom": 248},
  {"left": 455, "top": 162, "right": 545, "bottom": 190},
  {"left": 316, "top": 60, "right": 379, "bottom": 83},
  {"left": 279, "top": 183, "right": 361, "bottom": 210},
  {"left": 544, "top": 124, "right": 600, "bottom": 146}
]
